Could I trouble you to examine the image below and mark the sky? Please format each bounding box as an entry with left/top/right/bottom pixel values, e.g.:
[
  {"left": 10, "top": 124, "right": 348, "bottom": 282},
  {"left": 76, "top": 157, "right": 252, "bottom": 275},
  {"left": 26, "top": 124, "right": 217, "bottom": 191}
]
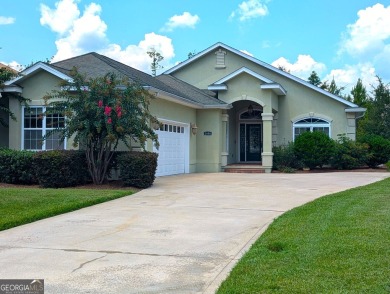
[{"left": 1, "top": 0, "right": 390, "bottom": 94}]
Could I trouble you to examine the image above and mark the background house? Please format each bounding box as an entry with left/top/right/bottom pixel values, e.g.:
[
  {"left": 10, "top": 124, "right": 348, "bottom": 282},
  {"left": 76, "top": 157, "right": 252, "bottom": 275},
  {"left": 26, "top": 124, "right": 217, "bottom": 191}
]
[{"left": 2, "top": 42, "right": 365, "bottom": 175}]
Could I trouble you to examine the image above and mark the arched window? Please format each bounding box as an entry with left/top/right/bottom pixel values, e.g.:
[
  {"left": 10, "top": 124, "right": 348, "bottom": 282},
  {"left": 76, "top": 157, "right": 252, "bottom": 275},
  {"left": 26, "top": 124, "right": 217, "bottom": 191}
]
[
  {"left": 239, "top": 107, "right": 262, "bottom": 120},
  {"left": 293, "top": 117, "right": 330, "bottom": 140}
]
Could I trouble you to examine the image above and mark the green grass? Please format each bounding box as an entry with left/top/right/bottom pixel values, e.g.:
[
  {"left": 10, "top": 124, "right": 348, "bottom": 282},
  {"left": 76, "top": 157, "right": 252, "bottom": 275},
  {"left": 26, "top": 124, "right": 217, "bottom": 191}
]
[
  {"left": 0, "top": 187, "right": 134, "bottom": 231},
  {"left": 218, "top": 177, "right": 390, "bottom": 294}
]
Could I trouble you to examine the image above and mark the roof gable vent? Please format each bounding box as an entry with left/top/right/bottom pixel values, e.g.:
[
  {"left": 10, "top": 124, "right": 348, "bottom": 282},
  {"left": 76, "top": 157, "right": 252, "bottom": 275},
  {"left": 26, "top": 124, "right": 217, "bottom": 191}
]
[{"left": 215, "top": 49, "right": 226, "bottom": 69}]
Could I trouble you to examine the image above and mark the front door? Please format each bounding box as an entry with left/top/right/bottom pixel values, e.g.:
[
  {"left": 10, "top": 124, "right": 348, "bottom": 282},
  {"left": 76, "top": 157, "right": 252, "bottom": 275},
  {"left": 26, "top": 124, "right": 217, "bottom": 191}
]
[{"left": 239, "top": 123, "right": 262, "bottom": 162}]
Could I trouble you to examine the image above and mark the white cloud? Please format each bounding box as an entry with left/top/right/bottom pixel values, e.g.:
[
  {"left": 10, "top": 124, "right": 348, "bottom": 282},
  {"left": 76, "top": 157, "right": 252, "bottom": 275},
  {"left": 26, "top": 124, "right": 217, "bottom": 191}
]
[
  {"left": 340, "top": 4, "right": 390, "bottom": 58},
  {"left": 230, "top": 0, "right": 269, "bottom": 21},
  {"left": 272, "top": 55, "right": 326, "bottom": 79},
  {"left": 161, "top": 12, "right": 200, "bottom": 32},
  {"left": 41, "top": 0, "right": 174, "bottom": 74},
  {"left": 336, "top": 3, "right": 390, "bottom": 92},
  {"left": 40, "top": 0, "right": 80, "bottom": 34},
  {"left": 240, "top": 49, "right": 253, "bottom": 57},
  {"left": 101, "top": 33, "right": 175, "bottom": 73},
  {"left": 0, "top": 61, "right": 23, "bottom": 71},
  {"left": 0, "top": 16, "right": 15, "bottom": 25},
  {"left": 324, "top": 63, "right": 378, "bottom": 93}
]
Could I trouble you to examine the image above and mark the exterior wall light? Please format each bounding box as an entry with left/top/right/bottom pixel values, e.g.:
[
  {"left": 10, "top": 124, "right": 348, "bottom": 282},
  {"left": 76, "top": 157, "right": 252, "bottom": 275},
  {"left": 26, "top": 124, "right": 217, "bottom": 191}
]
[{"left": 191, "top": 123, "right": 198, "bottom": 135}]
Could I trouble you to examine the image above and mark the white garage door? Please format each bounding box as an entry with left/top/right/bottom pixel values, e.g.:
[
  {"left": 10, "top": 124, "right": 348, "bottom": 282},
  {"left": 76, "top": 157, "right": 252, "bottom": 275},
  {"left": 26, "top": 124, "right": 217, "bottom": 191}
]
[{"left": 154, "top": 121, "right": 189, "bottom": 176}]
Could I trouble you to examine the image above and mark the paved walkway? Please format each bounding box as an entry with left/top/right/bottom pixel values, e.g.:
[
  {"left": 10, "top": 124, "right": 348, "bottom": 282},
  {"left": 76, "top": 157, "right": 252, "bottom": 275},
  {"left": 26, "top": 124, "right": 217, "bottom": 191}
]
[{"left": 0, "top": 172, "right": 388, "bottom": 293}]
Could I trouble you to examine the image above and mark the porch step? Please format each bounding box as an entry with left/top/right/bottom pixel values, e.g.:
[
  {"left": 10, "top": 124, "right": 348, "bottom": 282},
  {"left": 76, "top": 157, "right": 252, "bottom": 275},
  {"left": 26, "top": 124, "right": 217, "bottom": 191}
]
[{"left": 223, "top": 164, "right": 266, "bottom": 173}]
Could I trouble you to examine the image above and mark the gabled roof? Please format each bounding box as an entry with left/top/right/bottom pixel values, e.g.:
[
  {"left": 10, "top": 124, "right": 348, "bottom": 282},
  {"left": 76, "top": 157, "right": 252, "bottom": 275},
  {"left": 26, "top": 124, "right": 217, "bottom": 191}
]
[
  {"left": 5, "top": 52, "right": 229, "bottom": 109},
  {"left": 208, "top": 67, "right": 287, "bottom": 96},
  {"left": 156, "top": 75, "right": 229, "bottom": 108},
  {"left": 165, "top": 42, "right": 359, "bottom": 108}
]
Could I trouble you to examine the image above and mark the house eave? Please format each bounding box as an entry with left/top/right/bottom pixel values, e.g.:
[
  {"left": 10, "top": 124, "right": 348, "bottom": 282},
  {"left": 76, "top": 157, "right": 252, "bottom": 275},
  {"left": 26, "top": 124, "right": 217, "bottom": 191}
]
[
  {"left": 144, "top": 86, "right": 229, "bottom": 110},
  {"left": 208, "top": 85, "right": 227, "bottom": 91},
  {"left": 260, "top": 84, "right": 287, "bottom": 96},
  {"left": 4, "top": 62, "right": 72, "bottom": 86},
  {"left": 0, "top": 85, "right": 23, "bottom": 94},
  {"left": 345, "top": 107, "right": 366, "bottom": 113}
]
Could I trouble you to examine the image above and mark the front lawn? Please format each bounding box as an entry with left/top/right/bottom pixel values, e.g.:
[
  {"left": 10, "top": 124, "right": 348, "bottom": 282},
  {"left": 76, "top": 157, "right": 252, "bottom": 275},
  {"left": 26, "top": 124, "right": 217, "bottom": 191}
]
[
  {"left": 218, "top": 177, "right": 390, "bottom": 293},
  {"left": 0, "top": 187, "right": 134, "bottom": 231}
]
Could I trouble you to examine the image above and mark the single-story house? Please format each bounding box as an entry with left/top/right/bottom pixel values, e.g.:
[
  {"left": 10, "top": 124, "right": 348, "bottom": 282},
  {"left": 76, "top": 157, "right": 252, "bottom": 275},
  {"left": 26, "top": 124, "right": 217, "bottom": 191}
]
[{"left": 1, "top": 42, "right": 365, "bottom": 175}]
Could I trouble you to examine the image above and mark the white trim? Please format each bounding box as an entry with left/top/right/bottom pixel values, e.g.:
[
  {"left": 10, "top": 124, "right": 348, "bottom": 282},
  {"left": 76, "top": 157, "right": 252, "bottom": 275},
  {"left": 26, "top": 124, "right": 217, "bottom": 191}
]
[
  {"left": 292, "top": 116, "right": 332, "bottom": 141},
  {"left": 208, "top": 85, "right": 227, "bottom": 91},
  {"left": 260, "top": 84, "right": 287, "bottom": 96},
  {"left": 1, "top": 85, "right": 23, "bottom": 93},
  {"left": 345, "top": 107, "right": 366, "bottom": 113},
  {"left": 21, "top": 106, "right": 67, "bottom": 150},
  {"left": 5, "top": 62, "right": 72, "bottom": 86},
  {"left": 153, "top": 118, "right": 190, "bottom": 176},
  {"left": 165, "top": 42, "right": 359, "bottom": 108},
  {"left": 292, "top": 113, "right": 333, "bottom": 123},
  {"left": 211, "top": 67, "right": 273, "bottom": 85}
]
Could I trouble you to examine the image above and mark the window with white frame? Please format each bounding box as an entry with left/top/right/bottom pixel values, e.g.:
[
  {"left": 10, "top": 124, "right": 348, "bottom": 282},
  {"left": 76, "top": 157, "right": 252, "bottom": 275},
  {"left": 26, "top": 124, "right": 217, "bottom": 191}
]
[
  {"left": 23, "top": 106, "right": 65, "bottom": 150},
  {"left": 293, "top": 117, "right": 330, "bottom": 141}
]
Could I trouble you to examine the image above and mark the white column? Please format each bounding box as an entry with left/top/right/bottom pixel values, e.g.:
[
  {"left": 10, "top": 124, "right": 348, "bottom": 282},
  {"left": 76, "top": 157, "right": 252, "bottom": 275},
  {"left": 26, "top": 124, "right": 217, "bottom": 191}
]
[
  {"left": 221, "top": 113, "right": 229, "bottom": 167},
  {"left": 261, "top": 112, "right": 274, "bottom": 173}
]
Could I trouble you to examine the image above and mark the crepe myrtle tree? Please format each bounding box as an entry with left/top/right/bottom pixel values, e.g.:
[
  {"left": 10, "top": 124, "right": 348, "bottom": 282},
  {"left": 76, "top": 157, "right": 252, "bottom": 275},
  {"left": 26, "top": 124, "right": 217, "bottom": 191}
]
[{"left": 44, "top": 68, "right": 159, "bottom": 184}]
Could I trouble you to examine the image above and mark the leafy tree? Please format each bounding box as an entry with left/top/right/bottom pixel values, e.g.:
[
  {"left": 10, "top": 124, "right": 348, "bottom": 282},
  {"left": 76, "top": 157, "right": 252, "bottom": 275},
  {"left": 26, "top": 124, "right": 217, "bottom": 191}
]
[
  {"left": 187, "top": 51, "right": 197, "bottom": 59},
  {"left": 350, "top": 78, "right": 368, "bottom": 107},
  {"left": 44, "top": 68, "right": 159, "bottom": 185},
  {"left": 308, "top": 71, "right": 321, "bottom": 86},
  {"left": 277, "top": 65, "right": 291, "bottom": 73},
  {"left": 327, "top": 77, "right": 345, "bottom": 96},
  {"left": 0, "top": 66, "right": 29, "bottom": 127},
  {"left": 358, "top": 77, "right": 390, "bottom": 139},
  {"left": 147, "top": 48, "right": 164, "bottom": 77}
]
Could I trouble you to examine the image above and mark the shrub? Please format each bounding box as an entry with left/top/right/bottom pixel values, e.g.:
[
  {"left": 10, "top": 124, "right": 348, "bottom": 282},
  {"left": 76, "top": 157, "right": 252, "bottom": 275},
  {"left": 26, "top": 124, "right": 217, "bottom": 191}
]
[
  {"left": 117, "top": 151, "right": 158, "bottom": 188},
  {"left": 386, "top": 161, "right": 390, "bottom": 171},
  {"left": 294, "top": 131, "right": 335, "bottom": 169},
  {"left": 33, "top": 150, "right": 90, "bottom": 188},
  {"left": 273, "top": 142, "right": 302, "bottom": 171},
  {"left": 0, "top": 149, "right": 37, "bottom": 184},
  {"left": 358, "top": 134, "right": 390, "bottom": 168},
  {"left": 331, "top": 134, "right": 369, "bottom": 170}
]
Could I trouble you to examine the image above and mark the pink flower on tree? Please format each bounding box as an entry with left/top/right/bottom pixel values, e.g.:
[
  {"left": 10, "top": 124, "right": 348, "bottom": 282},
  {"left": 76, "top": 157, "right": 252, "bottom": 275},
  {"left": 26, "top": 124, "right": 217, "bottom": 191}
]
[
  {"left": 107, "top": 117, "right": 112, "bottom": 124},
  {"left": 98, "top": 100, "right": 103, "bottom": 108},
  {"left": 104, "top": 106, "right": 112, "bottom": 116},
  {"left": 116, "top": 105, "right": 122, "bottom": 118}
]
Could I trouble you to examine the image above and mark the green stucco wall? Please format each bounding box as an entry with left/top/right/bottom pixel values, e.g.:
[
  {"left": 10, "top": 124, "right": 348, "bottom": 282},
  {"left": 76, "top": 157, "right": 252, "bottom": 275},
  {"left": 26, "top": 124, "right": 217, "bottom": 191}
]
[
  {"left": 172, "top": 47, "right": 353, "bottom": 144},
  {"left": 195, "top": 109, "right": 222, "bottom": 172}
]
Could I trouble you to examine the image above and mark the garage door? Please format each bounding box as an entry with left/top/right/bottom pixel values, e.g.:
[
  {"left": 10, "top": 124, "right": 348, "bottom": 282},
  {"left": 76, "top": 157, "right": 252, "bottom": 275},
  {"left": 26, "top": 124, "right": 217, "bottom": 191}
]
[{"left": 153, "top": 121, "right": 189, "bottom": 176}]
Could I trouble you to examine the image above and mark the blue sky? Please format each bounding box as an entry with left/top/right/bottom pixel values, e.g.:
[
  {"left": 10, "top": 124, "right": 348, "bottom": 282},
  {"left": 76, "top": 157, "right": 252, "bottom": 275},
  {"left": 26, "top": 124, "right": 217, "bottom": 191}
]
[{"left": 1, "top": 0, "right": 390, "bottom": 92}]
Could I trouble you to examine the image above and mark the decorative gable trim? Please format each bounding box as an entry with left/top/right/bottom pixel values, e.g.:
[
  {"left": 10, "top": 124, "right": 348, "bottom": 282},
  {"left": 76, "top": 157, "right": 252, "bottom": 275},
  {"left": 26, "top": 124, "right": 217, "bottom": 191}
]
[
  {"left": 4, "top": 62, "right": 72, "bottom": 86},
  {"left": 166, "top": 42, "right": 359, "bottom": 108},
  {"left": 212, "top": 67, "right": 273, "bottom": 85}
]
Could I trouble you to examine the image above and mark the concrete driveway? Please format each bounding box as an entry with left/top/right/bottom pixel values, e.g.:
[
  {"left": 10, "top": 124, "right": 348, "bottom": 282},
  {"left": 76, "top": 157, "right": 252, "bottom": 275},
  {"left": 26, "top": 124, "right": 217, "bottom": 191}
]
[{"left": 0, "top": 172, "right": 388, "bottom": 293}]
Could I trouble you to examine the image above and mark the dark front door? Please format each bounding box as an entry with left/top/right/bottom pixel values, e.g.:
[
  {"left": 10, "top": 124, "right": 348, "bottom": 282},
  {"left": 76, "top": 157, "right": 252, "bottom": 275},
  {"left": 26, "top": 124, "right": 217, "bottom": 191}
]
[{"left": 240, "top": 123, "right": 262, "bottom": 162}]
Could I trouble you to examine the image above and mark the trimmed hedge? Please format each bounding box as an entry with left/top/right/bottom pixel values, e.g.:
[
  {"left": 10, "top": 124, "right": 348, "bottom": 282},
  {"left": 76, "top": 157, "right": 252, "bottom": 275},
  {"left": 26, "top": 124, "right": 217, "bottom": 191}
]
[
  {"left": 359, "top": 134, "right": 390, "bottom": 168},
  {"left": 0, "top": 149, "right": 37, "bottom": 184},
  {"left": 331, "top": 135, "right": 369, "bottom": 170},
  {"left": 294, "top": 131, "right": 335, "bottom": 169},
  {"left": 273, "top": 142, "right": 302, "bottom": 172},
  {"left": 117, "top": 151, "right": 158, "bottom": 188},
  {"left": 33, "top": 150, "right": 90, "bottom": 188}
]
